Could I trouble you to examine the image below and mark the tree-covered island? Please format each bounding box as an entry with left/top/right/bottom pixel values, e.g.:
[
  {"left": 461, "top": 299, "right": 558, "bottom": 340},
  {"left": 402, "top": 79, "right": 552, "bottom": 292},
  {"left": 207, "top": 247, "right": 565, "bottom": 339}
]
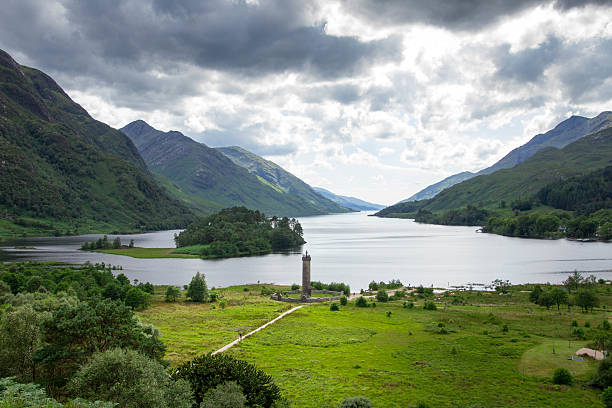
[{"left": 174, "top": 206, "right": 306, "bottom": 258}]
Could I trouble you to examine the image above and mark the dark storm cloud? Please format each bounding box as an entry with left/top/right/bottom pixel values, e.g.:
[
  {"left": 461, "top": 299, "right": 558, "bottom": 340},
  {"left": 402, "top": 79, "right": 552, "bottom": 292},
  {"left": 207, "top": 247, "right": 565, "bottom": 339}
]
[
  {"left": 342, "top": 0, "right": 611, "bottom": 31},
  {"left": 0, "top": 0, "right": 399, "bottom": 84},
  {"left": 494, "top": 37, "right": 561, "bottom": 83}
]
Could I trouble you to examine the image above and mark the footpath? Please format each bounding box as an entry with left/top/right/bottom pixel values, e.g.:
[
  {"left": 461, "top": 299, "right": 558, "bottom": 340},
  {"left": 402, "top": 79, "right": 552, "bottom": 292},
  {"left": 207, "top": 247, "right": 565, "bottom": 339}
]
[{"left": 212, "top": 305, "right": 305, "bottom": 355}]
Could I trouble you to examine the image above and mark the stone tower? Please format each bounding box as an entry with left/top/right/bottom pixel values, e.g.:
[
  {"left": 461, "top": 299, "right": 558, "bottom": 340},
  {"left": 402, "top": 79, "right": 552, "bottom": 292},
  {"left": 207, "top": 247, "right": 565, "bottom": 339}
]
[{"left": 301, "top": 251, "right": 311, "bottom": 299}]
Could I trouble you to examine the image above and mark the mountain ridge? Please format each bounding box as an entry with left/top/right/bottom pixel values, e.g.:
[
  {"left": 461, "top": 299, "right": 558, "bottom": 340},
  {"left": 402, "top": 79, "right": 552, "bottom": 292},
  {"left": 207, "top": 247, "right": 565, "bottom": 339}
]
[
  {"left": 0, "top": 49, "right": 195, "bottom": 235},
  {"left": 312, "top": 187, "right": 385, "bottom": 211},
  {"left": 121, "top": 121, "right": 349, "bottom": 217}
]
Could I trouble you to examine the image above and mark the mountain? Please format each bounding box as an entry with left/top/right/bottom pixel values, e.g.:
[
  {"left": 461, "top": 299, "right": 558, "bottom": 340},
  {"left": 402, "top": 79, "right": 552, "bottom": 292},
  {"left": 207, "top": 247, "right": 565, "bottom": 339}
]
[
  {"left": 378, "top": 125, "right": 612, "bottom": 216},
  {"left": 311, "top": 187, "right": 384, "bottom": 211},
  {"left": 0, "top": 49, "right": 195, "bottom": 235},
  {"left": 216, "top": 146, "right": 349, "bottom": 214},
  {"left": 401, "top": 171, "right": 475, "bottom": 202},
  {"left": 400, "top": 112, "right": 612, "bottom": 202},
  {"left": 477, "top": 111, "right": 612, "bottom": 175},
  {"left": 121, "top": 121, "right": 349, "bottom": 217}
]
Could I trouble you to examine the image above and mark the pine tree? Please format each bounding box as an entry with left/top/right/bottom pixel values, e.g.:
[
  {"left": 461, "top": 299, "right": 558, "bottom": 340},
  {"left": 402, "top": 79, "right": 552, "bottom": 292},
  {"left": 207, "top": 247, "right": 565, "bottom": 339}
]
[{"left": 187, "top": 272, "right": 209, "bottom": 302}]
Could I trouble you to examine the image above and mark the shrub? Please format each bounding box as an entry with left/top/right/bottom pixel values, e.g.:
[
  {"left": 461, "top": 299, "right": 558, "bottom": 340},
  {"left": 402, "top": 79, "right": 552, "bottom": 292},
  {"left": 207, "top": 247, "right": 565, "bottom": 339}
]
[
  {"left": 338, "top": 396, "right": 374, "bottom": 408},
  {"left": 502, "top": 325, "right": 509, "bottom": 333},
  {"left": 552, "top": 368, "right": 572, "bottom": 385},
  {"left": 330, "top": 303, "right": 340, "bottom": 311},
  {"left": 571, "top": 320, "right": 578, "bottom": 327},
  {"left": 602, "top": 320, "right": 612, "bottom": 330},
  {"left": 376, "top": 289, "right": 389, "bottom": 302},
  {"left": 340, "top": 296, "right": 348, "bottom": 306},
  {"left": 404, "top": 301, "right": 414, "bottom": 309},
  {"left": 68, "top": 348, "right": 192, "bottom": 408},
  {"left": 593, "top": 358, "right": 612, "bottom": 388},
  {"left": 572, "top": 327, "right": 586, "bottom": 339},
  {"left": 355, "top": 296, "right": 368, "bottom": 308},
  {"left": 291, "top": 283, "right": 300, "bottom": 291},
  {"left": 386, "top": 311, "right": 392, "bottom": 318},
  {"left": 209, "top": 292, "right": 219, "bottom": 302},
  {"left": 602, "top": 386, "right": 612, "bottom": 408},
  {"left": 171, "top": 353, "right": 281, "bottom": 407},
  {"left": 423, "top": 301, "right": 437, "bottom": 311},
  {"left": 201, "top": 381, "right": 246, "bottom": 408},
  {"left": 585, "top": 321, "right": 591, "bottom": 328},
  {"left": 220, "top": 300, "right": 227, "bottom": 309}
]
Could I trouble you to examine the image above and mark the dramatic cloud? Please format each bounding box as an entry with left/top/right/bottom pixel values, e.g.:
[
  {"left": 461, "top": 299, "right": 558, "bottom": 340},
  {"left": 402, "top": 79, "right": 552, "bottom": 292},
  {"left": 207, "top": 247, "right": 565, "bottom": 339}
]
[{"left": 1, "top": 0, "right": 611, "bottom": 204}]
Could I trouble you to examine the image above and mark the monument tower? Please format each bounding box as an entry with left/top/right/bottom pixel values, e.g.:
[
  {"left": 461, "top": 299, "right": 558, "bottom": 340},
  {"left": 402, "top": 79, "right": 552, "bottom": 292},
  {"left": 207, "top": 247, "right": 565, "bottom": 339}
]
[{"left": 301, "top": 251, "right": 311, "bottom": 299}]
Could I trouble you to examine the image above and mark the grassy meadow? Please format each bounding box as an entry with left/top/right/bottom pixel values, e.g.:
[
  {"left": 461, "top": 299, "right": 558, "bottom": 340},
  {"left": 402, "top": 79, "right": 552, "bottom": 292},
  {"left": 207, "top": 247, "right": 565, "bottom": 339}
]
[{"left": 138, "top": 284, "right": 612, "bottom": 407}]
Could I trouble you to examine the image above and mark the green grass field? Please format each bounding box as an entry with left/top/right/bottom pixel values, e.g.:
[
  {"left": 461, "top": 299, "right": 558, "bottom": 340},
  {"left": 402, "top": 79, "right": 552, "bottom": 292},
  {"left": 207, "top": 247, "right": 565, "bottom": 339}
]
[
  {"left": 94, "top": 247, "right": 199, "bottom": 258},
  {"left": 139, "top": 286, "right": 612, "bottom": 407}
]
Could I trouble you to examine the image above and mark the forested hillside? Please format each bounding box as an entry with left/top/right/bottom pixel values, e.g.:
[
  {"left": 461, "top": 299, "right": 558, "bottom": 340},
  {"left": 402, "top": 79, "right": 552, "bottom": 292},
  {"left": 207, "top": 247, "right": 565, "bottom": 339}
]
[
  {"left": 122, "top": 121, "right": 348, "bottom": 217},
  {"left": 0, "top": 50, "right": 194, "bottom": 237}
]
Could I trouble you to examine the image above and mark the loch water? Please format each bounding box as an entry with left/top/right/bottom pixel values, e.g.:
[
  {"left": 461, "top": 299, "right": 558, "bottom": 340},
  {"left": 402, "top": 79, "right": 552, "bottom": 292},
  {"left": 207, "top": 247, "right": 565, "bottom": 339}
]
[{"left": 1, "top": 212, "right": 611, "bottom": 291}]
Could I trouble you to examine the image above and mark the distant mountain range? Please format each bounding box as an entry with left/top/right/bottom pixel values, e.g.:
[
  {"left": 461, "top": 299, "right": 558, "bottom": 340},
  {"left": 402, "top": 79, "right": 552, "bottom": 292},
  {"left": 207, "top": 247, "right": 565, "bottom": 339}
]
[
  {"left": 377, "top": 125, "right": 612, "bottom": 216},
  {"left": 216, "top": 146, "right": 348, "bottom": 214},
  {"left": 0, "top": 49, "right": 194, "bottom": 235},
  {"left": 121, "top": 121, "right": 350, "bottom": 217},
  {"left": 403, "top": 112, "right": 612, "bottom": 202},
  {"left": 311, "top": 187, "right": 385, "bottom": 211}
]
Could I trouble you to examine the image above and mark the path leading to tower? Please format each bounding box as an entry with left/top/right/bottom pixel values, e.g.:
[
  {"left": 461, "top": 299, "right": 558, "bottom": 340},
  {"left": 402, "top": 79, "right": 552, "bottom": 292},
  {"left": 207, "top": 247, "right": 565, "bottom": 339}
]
[{"left": 211, "top": 305, "right": 305, "bottom": 355}]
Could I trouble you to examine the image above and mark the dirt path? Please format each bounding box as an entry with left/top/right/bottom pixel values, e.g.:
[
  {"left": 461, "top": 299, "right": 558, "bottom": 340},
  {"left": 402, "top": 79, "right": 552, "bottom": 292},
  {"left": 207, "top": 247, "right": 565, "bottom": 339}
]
[{"left": 211, "top": 305, "right": 305, "bottom": 355}]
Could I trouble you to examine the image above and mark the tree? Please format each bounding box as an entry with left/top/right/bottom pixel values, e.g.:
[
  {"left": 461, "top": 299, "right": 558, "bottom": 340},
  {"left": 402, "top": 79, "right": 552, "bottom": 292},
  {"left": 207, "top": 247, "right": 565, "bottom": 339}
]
[
  {"left": 125, "top": 287, "right": 152, "bottom": 310},
  {"left": 529, "top": 285, "right": 543, "bottom": 303},
  {"left": 338, "top": 396, "right": 374, "bottom": 408},
  {"left": 171, "top": 353, "right": 281, "bottom": 407},
  {"left": 112, "top": 236, "right": 121, "bottom": 249},
  {"left": 25, "top": 276, "right": 44, "bottom": 292},
  {"left": 129, "top": 239, "right": 135, "bottom": 248},
  {"left": 201, "top": 381, "right": 246, "bottom": 408},
  {"left": 187, "top": 272, "right": 209, "bottom": 302},
  {"left": 601, "top": 223, "right": 612, "bottom": 241},
  {"left": 492, "top": 279, "right": 511, "bottom": 294},
  {"left": 537, "top": 292, "right": 554, "bottom": 310},
  {"left": 165, "top": 286, "right": 181, "bottom": 302},
  {"left": 340, "top": 296, "right": 347, "bottom": 306},
  {"left": 34, "top": 298, "right": 166, "bottom": 387},
  {"left": 0, "top": 305, "right": 44, "bottom": 382},
  {"left": 550, "top": 287, "right": 568, "bottom": 311},
  {"left": 564, "top": 270, "right": 584, "bottom": 292},
  {"left": 376, "top": 289, "right": 389, "bottom": 302},
  {"left": 576, "top": 290, "right": 599, "bottom": 313},
  {"left": 594, "top": 358, "right": 612, "bottom": 388},
  {"left": 68, "top": 348, "right": 192, "bottom": 408}
]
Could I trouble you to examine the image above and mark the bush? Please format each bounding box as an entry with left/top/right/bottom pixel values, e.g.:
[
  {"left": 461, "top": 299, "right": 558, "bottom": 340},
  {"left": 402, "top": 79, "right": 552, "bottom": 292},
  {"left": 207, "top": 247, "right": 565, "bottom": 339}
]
[
  {"left": 602, "top": 386, "right": 612, "bottom": 408},
  {"left": 572, "top": 327, "right": 586, "bottom": 339},
  {"left": 171, "top": 353, "right": 281, "bottom": 407},
  {"left": 291, "top": 283, "right": 300, "bottom": 291},
  {"left": 404, "top": 301, "right": 414, "bottom": 309},
  {"left": 201, "top": 381, "right": 246, "bottom": 408},
  {"left": 593, "top": 358, "right": 612, "bottom": 388},
  {"left": 376, "top": 289, "right": 389, "bottom": 303},
  {"left": 340, "top": 296, "right": 348, "bottom": 306},
  {"left": 423, "top": 301, "right": 437, "bottom": 311},
  {"left": 355, "top": 296, "right": 368, "bottom": 308},
  {"left": 338, "top": 396, "right": 374, "bottom": 408},
  {"left": 68, "top": 348, "right": 192, "bottom": 408},
  {"left": 571, "top": 320, "right": 578, "bottom": 327},
  {"left": 165, "top": 286, "right": 180, "bottom": 302},
  {"left": 330, "top": 303, "right": 340, "bottom": 311},
  {"left": 552, "top": 368, "right": 572, "bottom": 385}
]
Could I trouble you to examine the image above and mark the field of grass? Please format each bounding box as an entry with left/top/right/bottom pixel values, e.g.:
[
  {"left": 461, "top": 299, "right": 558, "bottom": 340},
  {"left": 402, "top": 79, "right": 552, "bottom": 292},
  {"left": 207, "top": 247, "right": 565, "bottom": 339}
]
[
  {"left": 284, "top": 292, "right": 339, "bottom": 299},
  {"left": 141, "top": 284, "right": 612, "bottom": 407},
  {"left": 94, "top": 247, "right": 199, "bottom": 258},
  {"left": 137, "top": 284, "right": 293, "bottom": 365}
]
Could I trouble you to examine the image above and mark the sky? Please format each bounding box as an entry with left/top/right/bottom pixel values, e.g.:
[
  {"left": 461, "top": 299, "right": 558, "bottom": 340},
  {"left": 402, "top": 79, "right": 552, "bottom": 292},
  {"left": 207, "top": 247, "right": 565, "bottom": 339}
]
[{"left": 2, "top": 0, "right": 612, "bottom": 205}]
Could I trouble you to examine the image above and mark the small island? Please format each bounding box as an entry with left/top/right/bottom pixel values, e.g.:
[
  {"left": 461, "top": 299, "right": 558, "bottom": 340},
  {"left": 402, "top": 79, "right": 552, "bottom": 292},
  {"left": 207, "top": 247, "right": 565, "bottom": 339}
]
[{"left": 81, "top": 207, "right": 306, "bottom": 259}]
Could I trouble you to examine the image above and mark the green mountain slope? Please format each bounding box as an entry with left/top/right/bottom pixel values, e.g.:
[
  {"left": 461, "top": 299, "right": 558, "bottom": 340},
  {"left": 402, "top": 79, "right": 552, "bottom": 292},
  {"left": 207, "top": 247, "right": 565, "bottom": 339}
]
[
  {"left": 401, "top": 171, "right": 475, "bottom": 202},
  {"left": 0, "top": 49, "right": 195, "bottom": 236},
  {"left": 121, "top": 121, "right": 348, "bottom": 217},
  {"left": 311, "top": 187, "right": 384, "bottom": 211},
  {"left": 400, "top": 112, "right": 612, "bottom": 202},
  {"left": 217, "top": 146, "right": 349, "bottom": 213},
  {"left": 377, "top": 126, "right": 612, "bottom": 216}
]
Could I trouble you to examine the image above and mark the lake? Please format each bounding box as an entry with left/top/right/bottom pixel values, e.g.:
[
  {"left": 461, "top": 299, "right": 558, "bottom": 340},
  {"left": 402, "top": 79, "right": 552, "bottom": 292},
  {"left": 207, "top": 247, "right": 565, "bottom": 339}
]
[{"left": 1, "top": 212, "right": 611, "bottom": 291}]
